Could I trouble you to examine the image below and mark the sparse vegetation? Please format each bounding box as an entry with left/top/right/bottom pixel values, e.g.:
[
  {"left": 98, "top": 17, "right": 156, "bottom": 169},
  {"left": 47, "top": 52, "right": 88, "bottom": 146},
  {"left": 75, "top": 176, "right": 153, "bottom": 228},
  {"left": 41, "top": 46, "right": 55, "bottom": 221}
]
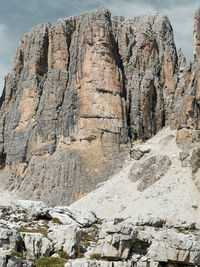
[
  {"left": 13, "top": 217, "right": 20, "bottom": 223},
  {"left": 77, "top": 251, "right": 84, "bottom": 258},
  {"left": 114, "top": 218, "right": 125, "bottom": 224},
  {"left": 36, "top": 257, "right": 67, "bottom": 267},
  {"left": 90, "top": 253, "right": 103, "bottom": 260},
  {"left": 52, "top": 218, "right": 63, "bottom": 225},
  {"left": 19, "top": 226, "right": 48, "bottom": 238},
  {"left": 81, "top": 231, "right": 97, "bottom": 248},
  {"left": 90, "top": 223, "right": 99, "bottom": 229},
  {"left": 12, "top": 250, "right": 23, "bottom": 259},
  {"left": 176, "top": 228, "right": 189, "bottom": 235},
  {"left": 55, "top": 250, "right": 70, "bottom": 260},
  {"left": 97, "top": 219, "right": 103, "bottom": 225}
]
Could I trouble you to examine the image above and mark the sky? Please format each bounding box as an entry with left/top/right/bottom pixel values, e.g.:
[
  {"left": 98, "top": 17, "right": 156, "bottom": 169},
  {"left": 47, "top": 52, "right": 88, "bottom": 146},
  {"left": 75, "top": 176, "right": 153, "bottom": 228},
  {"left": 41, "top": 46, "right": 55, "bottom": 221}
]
[{"left": 0, "top": 0, "right": 200, "bottom": 91}]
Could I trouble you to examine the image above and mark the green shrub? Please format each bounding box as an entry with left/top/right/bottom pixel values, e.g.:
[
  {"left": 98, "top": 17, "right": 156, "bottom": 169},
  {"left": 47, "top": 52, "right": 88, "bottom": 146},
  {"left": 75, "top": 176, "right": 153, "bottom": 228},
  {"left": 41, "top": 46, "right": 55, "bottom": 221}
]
[{"left": 36, "top": 257, "right": 67, "bottom": 267}]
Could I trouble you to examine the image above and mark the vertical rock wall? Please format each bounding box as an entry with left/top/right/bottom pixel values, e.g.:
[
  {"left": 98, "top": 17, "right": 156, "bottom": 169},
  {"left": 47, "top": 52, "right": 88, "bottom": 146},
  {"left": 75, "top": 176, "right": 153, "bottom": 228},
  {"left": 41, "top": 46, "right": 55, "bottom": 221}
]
[
  {"left": 0, "top": 9, "right": 128, "bottom": 205},
  {"left": 0, "top": 8, "right": 199, "bottom": 205},
  {"left": 114, "top": 13, "right": 178, "bottom": 141}
]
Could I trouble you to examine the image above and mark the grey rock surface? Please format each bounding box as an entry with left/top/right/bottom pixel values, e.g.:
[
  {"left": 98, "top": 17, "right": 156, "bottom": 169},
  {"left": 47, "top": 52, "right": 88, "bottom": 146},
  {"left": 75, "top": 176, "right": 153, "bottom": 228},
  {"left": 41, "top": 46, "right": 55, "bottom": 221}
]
[
  {"left": 48, "top": 225, "right": 81, "bottom": 258},
  {"left": 129, "top": 154, "right": 171, "bottom": 191},
  {"left": 0, "top": 199, "right": 200, "bottom": 266},
  {"left": 22, "top": 233, "right": 52, "bottom": 261},
  {"left": 0, "top": 7, "right": 198, "bottom": 206}
]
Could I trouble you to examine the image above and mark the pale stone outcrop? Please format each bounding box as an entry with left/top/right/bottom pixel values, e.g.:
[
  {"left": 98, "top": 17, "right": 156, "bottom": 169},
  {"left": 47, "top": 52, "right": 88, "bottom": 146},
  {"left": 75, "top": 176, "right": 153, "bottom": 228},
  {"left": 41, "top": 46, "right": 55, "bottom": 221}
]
[
  {"left": 1, "top": 200, "right": 200, "bottom": 266},
  {"left": 129, "top": 154, "right": 171, "bottom": 191},
  {"left": 21, "top": 233, "right": 52, "bottom": 261},
  {"left": 48, "top": 225, "right": 82, "bottom": 257}
]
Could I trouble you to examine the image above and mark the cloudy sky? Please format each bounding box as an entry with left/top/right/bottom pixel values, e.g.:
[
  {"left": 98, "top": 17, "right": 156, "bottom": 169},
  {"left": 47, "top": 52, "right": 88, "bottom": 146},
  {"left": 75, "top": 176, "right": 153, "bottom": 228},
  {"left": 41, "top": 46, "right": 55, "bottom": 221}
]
[{"left": 0, "top": 0, "right": 200, "bottom": 91}]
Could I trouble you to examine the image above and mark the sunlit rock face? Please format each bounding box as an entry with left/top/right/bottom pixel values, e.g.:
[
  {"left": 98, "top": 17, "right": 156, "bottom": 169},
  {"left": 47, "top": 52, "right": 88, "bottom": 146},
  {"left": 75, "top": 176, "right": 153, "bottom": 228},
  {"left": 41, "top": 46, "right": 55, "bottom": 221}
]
[{"left": 0, "top": 8, "right": 199, "bottom": 205}]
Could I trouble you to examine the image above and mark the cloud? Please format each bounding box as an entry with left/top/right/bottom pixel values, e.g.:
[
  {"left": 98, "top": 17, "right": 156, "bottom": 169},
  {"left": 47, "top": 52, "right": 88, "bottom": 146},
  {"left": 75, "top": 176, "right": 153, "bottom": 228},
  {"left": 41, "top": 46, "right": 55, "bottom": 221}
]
[
  {"left": 106, "top": 1, "right": 155, "bottom": 17},
  {"left": 0, "top": 24, "right": 15, "bottom": 91},
  {"left": 161, "top": 3, "right": 199, "bottom": 60},
  {"left": 0, "top": 63, "right": 7, "bottom": 92},
  {"left": 99, "top": 0, "right": 198, "bottom": 60},
  {"left": 0, "top": 0, "right": 199, "bottom": 93}
]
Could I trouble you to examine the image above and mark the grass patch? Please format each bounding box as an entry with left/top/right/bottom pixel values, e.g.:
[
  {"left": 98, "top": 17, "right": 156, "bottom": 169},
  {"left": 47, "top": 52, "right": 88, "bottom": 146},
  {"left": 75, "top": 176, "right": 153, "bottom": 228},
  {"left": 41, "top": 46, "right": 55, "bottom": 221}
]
[
  {"left": 52, "top": 218, "right": 63, "bottom": 225},
  {"left": 77, "top": 251, "right": 84, "bottom": 258},
  {"left": 81, "top": 232, "right": 97, "bottom": 248},
  {"left": 90, "top": 253, "right": 103, "bottom": 260},
  {"left": 90, "top": 223, "right": 99, "bottom": 229},
  {"left": 19, "top": 226, "right": 48, "bottom": 238},
  {"left": 55, "top": 251, "right": 70, "bottom": 260},
  {"left": 176, "top": 228, "right": 189, "bottom": 235},
  {"left": 97, "top": 219, "right": 103, "bottom": 225},
  {"left": 13, "top": 217, "right": 20, "bottom": 223},
  {"left": 12, "top": 250, "right": 23, "bottom": 259},
  {"left": 114, "top": 218, "right": 125, "bottom": 224},
  {"left": 36, "top": 257, "right": 67, "bottom": 267}
]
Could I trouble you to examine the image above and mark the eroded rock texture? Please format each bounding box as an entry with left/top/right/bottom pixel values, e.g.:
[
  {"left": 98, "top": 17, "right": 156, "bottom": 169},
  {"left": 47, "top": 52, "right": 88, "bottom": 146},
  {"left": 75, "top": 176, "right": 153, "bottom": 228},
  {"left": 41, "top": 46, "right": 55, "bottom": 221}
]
[
  {"left": 114, "top": 13, "right": 178, "bottom": 140},
  {"left": 1, "top": 200, "right": 200, "bottom": 267},
  {"left": 0, "top": 8, "right": 199, "bottom": 205},
  {"left": 0, "top": 9, "right": 129, "bottom": 205}
]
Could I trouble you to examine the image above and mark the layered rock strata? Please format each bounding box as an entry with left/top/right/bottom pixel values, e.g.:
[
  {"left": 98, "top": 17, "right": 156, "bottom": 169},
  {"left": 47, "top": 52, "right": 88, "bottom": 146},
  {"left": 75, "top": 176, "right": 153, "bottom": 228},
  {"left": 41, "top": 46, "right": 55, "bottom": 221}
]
[{"left": 0, "top": 8, "right": 200, "bottom": 205}]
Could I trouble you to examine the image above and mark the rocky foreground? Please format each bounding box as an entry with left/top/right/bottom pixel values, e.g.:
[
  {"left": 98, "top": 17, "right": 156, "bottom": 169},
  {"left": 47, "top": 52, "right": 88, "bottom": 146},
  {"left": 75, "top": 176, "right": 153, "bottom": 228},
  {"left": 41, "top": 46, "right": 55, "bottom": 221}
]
[
  {"left": 0, "top": 126, "right": 200, "bottom": 267},
  {"left": 1, "top": 198, "right": 200, "bottom": 267}
]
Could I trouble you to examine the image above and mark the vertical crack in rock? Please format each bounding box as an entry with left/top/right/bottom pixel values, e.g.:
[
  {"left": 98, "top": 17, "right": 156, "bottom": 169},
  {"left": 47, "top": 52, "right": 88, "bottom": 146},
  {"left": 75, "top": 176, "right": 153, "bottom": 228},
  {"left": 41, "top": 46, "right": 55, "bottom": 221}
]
[{"left": 0, "top": 116, "right": 6, "bottom": 169}]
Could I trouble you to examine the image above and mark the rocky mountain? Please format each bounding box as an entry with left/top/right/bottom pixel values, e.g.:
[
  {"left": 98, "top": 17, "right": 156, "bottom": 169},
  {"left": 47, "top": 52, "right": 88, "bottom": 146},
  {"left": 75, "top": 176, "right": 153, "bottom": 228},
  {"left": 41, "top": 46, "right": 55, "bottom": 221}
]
[
  {"left": 0, "top": 6, "right": 200, "bottom": 267},
  {"left": 0, "top": 7, "right": 198, "bottom": 206}
]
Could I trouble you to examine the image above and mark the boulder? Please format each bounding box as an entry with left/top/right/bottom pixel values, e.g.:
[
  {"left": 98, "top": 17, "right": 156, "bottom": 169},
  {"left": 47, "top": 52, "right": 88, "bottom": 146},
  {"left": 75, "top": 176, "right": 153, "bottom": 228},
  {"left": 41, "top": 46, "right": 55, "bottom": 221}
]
[
  {"left": 97, "top": 222, "right": 138, "bottom": 260},
  {"left": 48, "top": 206, "right": 97, "bottom": 227},
  {"left": 129, "top": 155, "right": 171, "bottom": 191},
  {"left": 6, "top": 256, "right": 22, "bottom": 267},
  {"left": 130, "top": 146, "right": 151, "bottom": 160},
  {"left": 48, "top": 225, "right": 82, "bottom": 258},
  {"left": 12, "top": 200, "right": 45, "bottom": 211},
  {"left": 0, "top": 226, "right": 21, "bottom": 251},
  {"left": 0, "top": 255, "right": 7, "bottom": 267},
  {"left": 147, "top": 229, "right": 200, "bottom": 265},
  {"left": 21, "top": 232, "right": 52, "bottom": 261},
  {"left": 65, "top": 259, "right": 135, "bottom": 267}
]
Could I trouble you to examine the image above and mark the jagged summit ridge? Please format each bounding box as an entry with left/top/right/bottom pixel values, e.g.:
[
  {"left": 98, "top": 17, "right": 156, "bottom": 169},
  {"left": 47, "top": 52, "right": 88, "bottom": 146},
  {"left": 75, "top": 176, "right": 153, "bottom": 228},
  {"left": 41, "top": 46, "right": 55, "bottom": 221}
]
[{"left": 0, "top": 8, "right": 199, "bottom": 205}]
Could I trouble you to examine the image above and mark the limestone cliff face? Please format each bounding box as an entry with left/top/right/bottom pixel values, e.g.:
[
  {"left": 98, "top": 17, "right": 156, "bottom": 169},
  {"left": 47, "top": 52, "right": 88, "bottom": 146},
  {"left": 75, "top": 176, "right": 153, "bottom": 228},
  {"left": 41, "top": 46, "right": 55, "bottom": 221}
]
[
  {"left": 0, "top": 9, "right": 128, "bottom": 205},
  {"left": 114, "top": 13, "right": 178, "bottom": 140},
  {"left": 0, "top": 8, "right": 199, "bottom": 205}
]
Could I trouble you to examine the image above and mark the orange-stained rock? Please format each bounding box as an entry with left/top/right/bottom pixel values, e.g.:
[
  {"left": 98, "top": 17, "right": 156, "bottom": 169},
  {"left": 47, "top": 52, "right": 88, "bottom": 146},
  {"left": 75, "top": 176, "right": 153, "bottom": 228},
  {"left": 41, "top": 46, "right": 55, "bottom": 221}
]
[
  {"left": 0, "top": 8, "right": 200, "bottom": 205},
  {"left": 0, "top": 9, "right": 129, "bottom": 205}
]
